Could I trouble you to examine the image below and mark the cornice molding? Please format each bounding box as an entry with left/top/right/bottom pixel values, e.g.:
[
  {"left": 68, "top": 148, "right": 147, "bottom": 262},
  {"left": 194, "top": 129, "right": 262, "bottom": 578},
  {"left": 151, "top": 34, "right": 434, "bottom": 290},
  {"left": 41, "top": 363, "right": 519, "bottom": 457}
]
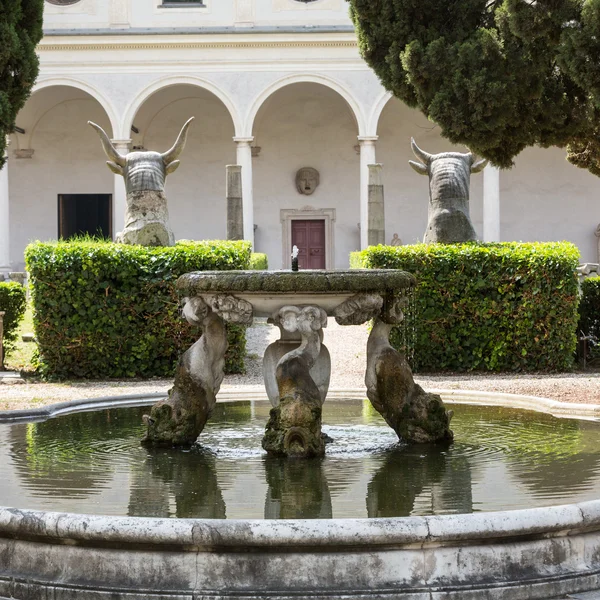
[{"left": 39, "top": 39, "right": 358, "bottom": 52}]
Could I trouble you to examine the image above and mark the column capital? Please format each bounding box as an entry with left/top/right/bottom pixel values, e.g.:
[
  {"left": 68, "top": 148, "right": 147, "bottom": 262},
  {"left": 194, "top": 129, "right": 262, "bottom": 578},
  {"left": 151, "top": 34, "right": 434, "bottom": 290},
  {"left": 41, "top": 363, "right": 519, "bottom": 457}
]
[
  {"left": 357, "top": 136, "right": 379, "bottom": 144},
  {"left": 111, "top": 139, "right": 132, "bottom": 150},
  {"left": 233, "top": 136, "right": 254, "bottom": 146}
]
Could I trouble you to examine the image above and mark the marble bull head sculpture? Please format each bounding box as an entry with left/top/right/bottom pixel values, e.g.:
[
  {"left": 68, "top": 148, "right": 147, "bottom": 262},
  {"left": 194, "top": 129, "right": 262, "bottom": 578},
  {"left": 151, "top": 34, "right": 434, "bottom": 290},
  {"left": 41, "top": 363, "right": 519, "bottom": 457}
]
[
  {"left": 88, "top": 117, "right": 194, "bottom": 195},
  {"left": 409, "top": 138, "right": 487, "bottom": 243}
]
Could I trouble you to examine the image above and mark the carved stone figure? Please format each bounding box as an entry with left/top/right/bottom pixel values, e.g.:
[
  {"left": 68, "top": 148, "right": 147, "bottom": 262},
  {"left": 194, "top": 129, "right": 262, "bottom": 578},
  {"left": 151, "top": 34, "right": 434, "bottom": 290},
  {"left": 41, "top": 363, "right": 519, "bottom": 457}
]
[
  {"left": 596, "top": 223, "right": 600, "bottom": 263},
  {"left": 89, "top": 117, "right": 194, "bottom": 246},
  {"left": 390, "top": 233, "right": 402, "bottom": 246},
  {"left": 409, "top": 138, "right": 487, "bottom": 244},
  {"left": 262, "top": 305, "right": 328, "bottom": 458},
  {"left": 333, "top": 293, "right": 383, "bottom": 326},
  {"left": 142, "top": 296, "right": 227, "bottom": 447},
  {"left": 365, "top": 295, "right": 453, "bottom": 444},
  {"left": 295, "top": 167, "right": 320, "bottom": 195},
  {"left": 210, "top": 294, "right": 253, "bottom": 325}
]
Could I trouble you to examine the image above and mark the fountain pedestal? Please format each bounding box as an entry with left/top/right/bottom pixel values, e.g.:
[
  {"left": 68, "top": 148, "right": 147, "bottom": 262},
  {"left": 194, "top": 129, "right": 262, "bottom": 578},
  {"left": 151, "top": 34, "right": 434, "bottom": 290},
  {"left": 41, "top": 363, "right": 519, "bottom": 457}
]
[{"left": 143, "top": 270, "right": 453, "bottom": 454}]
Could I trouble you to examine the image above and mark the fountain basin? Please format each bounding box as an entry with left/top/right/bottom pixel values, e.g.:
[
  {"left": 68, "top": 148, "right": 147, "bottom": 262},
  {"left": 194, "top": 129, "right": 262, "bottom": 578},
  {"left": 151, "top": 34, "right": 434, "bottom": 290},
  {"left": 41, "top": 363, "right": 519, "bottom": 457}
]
[
  {"left": 2, "top": 391, "right": 600, "bottom": 599},
  {"left": 176, "top": 269, "right": 415, "bottom": 317}
]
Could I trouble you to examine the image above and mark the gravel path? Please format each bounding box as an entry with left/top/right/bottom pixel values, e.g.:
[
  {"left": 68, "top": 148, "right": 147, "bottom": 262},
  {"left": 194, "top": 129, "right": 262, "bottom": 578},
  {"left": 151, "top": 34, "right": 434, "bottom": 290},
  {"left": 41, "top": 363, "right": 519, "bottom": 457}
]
[{"left": 1, "top": 318, "right": 599, "bottom": 410}]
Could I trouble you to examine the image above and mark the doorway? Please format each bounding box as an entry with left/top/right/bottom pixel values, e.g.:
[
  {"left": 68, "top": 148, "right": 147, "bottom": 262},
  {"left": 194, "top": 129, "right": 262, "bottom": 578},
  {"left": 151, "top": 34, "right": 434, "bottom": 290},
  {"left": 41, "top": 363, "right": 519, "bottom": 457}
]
[
  {"left": 58, "top": 194, "right": 112, "bottom": 240},
  {"left": 291, "top": 219, "right": 326, "bottom": 269}
]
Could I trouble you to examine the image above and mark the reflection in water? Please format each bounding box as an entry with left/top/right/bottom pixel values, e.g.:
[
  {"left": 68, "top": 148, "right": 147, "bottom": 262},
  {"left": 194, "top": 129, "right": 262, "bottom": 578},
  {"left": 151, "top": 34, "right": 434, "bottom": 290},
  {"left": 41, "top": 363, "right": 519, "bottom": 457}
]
[
  {"left": 264, "top": 456, "right": 332, "bottom": 519},
  {"left": 9, "top": 409, "right": 142, "bottom": 499},
  {"left": 129, "top": 447, "right": 225, "bottom": 518},
  {"left": 453, "top": 406, "right": 600, "bottom": 502},
  {"left": 3, "top": 402, "right": 600, "bottom": 518},
  {"left": 366, "top": 446, "right": 473, "bottom": 517}
]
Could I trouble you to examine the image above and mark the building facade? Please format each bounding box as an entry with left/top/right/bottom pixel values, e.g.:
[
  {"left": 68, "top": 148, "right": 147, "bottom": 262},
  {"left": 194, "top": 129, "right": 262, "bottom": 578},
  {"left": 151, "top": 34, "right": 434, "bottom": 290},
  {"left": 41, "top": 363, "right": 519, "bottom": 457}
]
[{"left": 1, "top": 0, "right": 599, "bottom": 273}]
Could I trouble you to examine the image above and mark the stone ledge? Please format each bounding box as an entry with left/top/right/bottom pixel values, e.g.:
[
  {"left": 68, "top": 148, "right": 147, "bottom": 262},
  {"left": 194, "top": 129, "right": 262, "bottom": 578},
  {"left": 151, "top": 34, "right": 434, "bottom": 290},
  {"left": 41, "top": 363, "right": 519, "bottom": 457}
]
[{"left": 177, "top": 269, "right": 416, "bottom": 295}]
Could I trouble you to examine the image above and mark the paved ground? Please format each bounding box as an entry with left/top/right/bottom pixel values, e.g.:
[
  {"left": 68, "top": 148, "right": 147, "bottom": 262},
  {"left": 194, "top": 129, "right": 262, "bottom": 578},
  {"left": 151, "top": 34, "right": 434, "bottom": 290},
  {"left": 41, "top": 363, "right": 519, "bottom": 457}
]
[{"left": 1, "top": 317, "right": 599, "bottom": 410}]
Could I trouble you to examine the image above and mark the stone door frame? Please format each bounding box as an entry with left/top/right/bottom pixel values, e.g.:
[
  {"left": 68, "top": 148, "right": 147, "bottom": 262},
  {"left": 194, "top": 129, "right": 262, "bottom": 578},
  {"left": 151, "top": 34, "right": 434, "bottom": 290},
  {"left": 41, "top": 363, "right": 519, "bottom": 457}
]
[{"left": 280, "top": 206, "right": 335, "bottom": 269}]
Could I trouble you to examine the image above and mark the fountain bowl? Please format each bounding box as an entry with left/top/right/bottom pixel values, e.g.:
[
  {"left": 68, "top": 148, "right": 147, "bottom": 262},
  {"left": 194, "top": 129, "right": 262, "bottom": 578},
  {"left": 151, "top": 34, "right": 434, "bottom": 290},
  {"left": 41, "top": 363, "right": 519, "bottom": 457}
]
[{"left": 2, "top": 390, "right": 600, "bottom": 600}]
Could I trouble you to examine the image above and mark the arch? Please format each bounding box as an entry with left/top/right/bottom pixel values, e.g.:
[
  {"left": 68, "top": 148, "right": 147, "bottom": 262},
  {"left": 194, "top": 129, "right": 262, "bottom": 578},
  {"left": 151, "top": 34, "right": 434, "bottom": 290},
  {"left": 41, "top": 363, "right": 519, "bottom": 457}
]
[
  {"left": 368, "top": 90, "right": 393, "bottom": 137},
  {"left": 31, "top": 77, "right": 120, "bottom": 138},
  {"left": 245, "top": 74, "right": 367, "bottom": 138},
  {"left": 122, "top": 76, "right": 242, "bottom": 139}
]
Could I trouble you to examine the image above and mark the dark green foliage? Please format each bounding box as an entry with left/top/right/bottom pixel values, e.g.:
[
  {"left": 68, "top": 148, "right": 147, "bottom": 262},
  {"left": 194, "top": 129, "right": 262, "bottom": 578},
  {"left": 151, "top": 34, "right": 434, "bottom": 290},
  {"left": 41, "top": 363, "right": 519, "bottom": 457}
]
[
  {"left": 25, "top": 240, "right": 251, "bottom": 379},
  {"left": 0, "top": 0, "right": 44, "bottom": 168},
  {"left": 352, "top": 242, "right": 580, "bottom": 371},
  {"left": 578, "top": 276, "right": 600, "bottom": 356},
  {"left": 249, "top": 253, "right": 268, "bottom": 270},
  {"left": 349, "top": 0, "right": 600, "bottom": 173},
  {"left": 0, "top": 281, "right": 27, "bottom": 358}
]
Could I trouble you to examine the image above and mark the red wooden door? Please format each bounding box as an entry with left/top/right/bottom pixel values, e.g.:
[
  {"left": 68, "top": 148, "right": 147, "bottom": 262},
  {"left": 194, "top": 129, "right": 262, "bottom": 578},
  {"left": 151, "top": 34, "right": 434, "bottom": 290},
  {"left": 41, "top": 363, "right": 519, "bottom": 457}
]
[{"left": 291, "top": 220, "right": 326, "bottom": 269}]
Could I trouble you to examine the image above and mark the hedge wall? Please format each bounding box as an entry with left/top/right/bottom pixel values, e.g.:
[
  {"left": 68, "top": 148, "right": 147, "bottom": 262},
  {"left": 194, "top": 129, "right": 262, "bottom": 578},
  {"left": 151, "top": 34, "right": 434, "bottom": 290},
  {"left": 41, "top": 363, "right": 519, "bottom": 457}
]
[
  {"left": 0, "top": 282, "right": 27, "bottom": 359},
  {"left": 250, "top": 253, "right": 268, "bottom": 270},
  {"left": 352, "top": 242, "right": 580, "bottom": 372},
  {"left": 25, "top": 240, "right": 252, "bottom": 379},
  {"left": 579, "top": 276, "right": 600, "bottom": 357}
]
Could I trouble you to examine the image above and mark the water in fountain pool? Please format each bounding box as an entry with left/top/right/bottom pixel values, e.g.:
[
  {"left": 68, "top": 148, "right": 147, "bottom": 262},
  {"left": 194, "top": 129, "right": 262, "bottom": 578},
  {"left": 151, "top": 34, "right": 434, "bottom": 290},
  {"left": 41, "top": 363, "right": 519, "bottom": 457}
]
[{"left": 1, "top": 399, "right": 599, "bottom": 519}]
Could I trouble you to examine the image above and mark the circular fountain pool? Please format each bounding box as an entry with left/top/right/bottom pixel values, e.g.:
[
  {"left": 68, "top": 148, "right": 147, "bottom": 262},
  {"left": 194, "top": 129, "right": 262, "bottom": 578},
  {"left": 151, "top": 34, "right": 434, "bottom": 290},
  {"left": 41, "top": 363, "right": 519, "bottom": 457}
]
[
  {"left": 3, "top": 399, "right": 600, "bottom": 520},
  {"left": 2, "top": 393, "right": 600, "bottom": 600}
]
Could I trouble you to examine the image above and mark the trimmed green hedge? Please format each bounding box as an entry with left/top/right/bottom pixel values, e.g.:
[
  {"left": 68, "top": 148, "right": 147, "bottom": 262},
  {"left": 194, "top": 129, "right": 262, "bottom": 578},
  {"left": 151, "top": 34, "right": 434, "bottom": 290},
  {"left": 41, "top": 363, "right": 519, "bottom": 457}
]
[
  {"left": 0, "top": 282, "right": 27, "bottom": 359},
  {"left": 250, "top": 253, "right": 268, "bottom": 270},
  {"left": 352, "top": 242, "right": 580, "bottom": 372},
  {"left": 25, "top": 240, "right": 252, "bottom": 379},
  {"left": 579, "top": 276, "right": 600, "bottom": 357}
]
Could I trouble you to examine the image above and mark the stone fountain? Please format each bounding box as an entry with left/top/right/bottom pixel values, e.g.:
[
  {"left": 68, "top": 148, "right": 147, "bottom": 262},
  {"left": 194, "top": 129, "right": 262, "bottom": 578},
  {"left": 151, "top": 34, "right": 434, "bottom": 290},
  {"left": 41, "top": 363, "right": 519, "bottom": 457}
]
[{"left": 141, "top": 269, "right": 453, "bottom": 456}]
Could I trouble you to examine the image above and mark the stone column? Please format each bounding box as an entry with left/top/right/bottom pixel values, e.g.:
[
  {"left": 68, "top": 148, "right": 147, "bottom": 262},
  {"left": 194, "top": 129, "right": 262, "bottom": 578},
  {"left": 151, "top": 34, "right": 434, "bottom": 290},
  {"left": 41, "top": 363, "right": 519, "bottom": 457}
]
[
  {"left": 0, "top": 151, "right": 10, "bottom": 276},
  {"left": 226, "top": 165, "right": 244, "bottom": 240},
  {"left": 483, "top": 165, "right": 500, "bottom": 242},
  {"left": 367, "top": 163, "right": 385, "bottom": 246},
  {"left": 358, "top": 136, "right": 378, "bottom": 249},
  {"left": 111, "top": 139, "right": 131, "bottom": 240},
  {"left": 234, "top": 137, "right": 254, "bottom": 247}
]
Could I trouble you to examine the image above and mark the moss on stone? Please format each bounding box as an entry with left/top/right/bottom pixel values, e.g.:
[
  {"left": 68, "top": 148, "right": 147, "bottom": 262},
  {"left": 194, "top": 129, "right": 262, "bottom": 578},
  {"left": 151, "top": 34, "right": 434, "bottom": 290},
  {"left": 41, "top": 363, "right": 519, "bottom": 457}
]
[{"left": 178, "top": 269, "right": 415, "bottom": 296}]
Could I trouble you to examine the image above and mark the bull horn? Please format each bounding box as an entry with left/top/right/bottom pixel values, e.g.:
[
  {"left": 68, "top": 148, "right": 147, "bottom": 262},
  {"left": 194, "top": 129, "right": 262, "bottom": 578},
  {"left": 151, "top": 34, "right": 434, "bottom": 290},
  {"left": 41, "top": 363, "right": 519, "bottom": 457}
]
[
  {"left": 162, "top": 117, "right": 194, "bottom": 165},
  {"left": 411, "top": 138, "right": 433, "bottom": 164},
  {"left": 88, "top": 121, "right": 126, "bottom": 167},
  {"left": 470, "top": 154, "right": 489, "bottom": 173}
]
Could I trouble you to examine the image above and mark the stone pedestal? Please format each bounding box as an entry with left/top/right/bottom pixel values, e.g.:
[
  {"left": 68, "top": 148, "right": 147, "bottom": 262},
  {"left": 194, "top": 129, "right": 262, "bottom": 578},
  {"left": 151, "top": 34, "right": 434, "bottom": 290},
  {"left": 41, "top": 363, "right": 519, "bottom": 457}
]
[
  {"left": 367, "top": 163, "right": 385, "bottom": 246},
  {"left": 262, "top": 305, "right": 328, "bottom": 458},
  {"left": 226, "top": 164, "right": 244, "bottom": 240},
  {"left": 118, "top": 190, "right": 175, "bottom": 247},
  {"left": 263, "top": 325, "right": 330, "bottom": 408}
]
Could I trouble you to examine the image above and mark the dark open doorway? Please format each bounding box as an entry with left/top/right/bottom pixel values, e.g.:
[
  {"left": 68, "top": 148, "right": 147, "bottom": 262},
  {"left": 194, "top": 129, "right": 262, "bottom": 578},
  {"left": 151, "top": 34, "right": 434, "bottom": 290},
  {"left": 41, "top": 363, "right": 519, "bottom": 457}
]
[{"left": 58, "top": 194, "right": 112, "bottom": 240}]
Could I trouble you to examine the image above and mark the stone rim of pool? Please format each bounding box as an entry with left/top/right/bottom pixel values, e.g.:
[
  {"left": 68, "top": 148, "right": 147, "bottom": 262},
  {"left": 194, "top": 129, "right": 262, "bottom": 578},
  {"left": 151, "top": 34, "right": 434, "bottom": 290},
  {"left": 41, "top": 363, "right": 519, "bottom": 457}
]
[{"left": 2, "top": 388, "right": 600, "bottom": 600}]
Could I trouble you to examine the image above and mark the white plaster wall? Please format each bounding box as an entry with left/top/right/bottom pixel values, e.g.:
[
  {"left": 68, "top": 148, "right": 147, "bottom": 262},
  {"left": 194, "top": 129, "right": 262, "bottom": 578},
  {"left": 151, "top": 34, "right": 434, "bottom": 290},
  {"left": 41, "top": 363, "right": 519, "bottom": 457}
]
[
  {"left": 9, "top": 91, "right": 113, "bottom": 270},
  {"left": 501, "top": 146, "right": 600, "bottom": 263},
  {"left": 43, "top": 0, "right": 110, "bottom": 29},
  {"left": 254, "top": 0, "right": 353, "bottom": 26},
  {"left": 134, "top": 86, "right": 235, "bottom": 241},
  {"left": 252, "top": 83, "right": 360, "bottom": 269},
  {"left": 42, "top": 0, "right": 352, "bottom": 31},
  {"left": 377, "top": 98, "right": 484, "bottom": 245},
  {"left": 131, "top": 0, "right": 233, "bottom": 29}
]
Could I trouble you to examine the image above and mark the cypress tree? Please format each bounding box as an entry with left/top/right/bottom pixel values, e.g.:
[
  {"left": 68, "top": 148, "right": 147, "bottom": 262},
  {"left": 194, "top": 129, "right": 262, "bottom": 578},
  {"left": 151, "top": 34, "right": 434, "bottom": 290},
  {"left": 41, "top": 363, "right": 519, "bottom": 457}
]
[
  {"left": 0, "top": 0, "right": 44, "bottom": 169},
  {"left": 349, "top": 0, "right": 600, "bottom": 173}
]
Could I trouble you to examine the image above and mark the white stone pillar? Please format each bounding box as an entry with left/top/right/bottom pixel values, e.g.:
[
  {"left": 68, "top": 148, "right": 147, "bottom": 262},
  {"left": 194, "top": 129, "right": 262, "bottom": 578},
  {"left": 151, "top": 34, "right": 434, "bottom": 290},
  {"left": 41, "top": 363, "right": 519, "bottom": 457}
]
[
  {"left": 0, "top": 154, "right": 10, "bottom": 274},
  {"left": 483, "top": 164, "right": 500, "bottom": 242},
  {"left": 234, "top": 137, "right": 254, "bottom": 247},
  {"left": 358, "top": 136, "right": 378, "bottom": 249},
  {"left": 111, "top": 139, "right": 131, "bottom": 240}
]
